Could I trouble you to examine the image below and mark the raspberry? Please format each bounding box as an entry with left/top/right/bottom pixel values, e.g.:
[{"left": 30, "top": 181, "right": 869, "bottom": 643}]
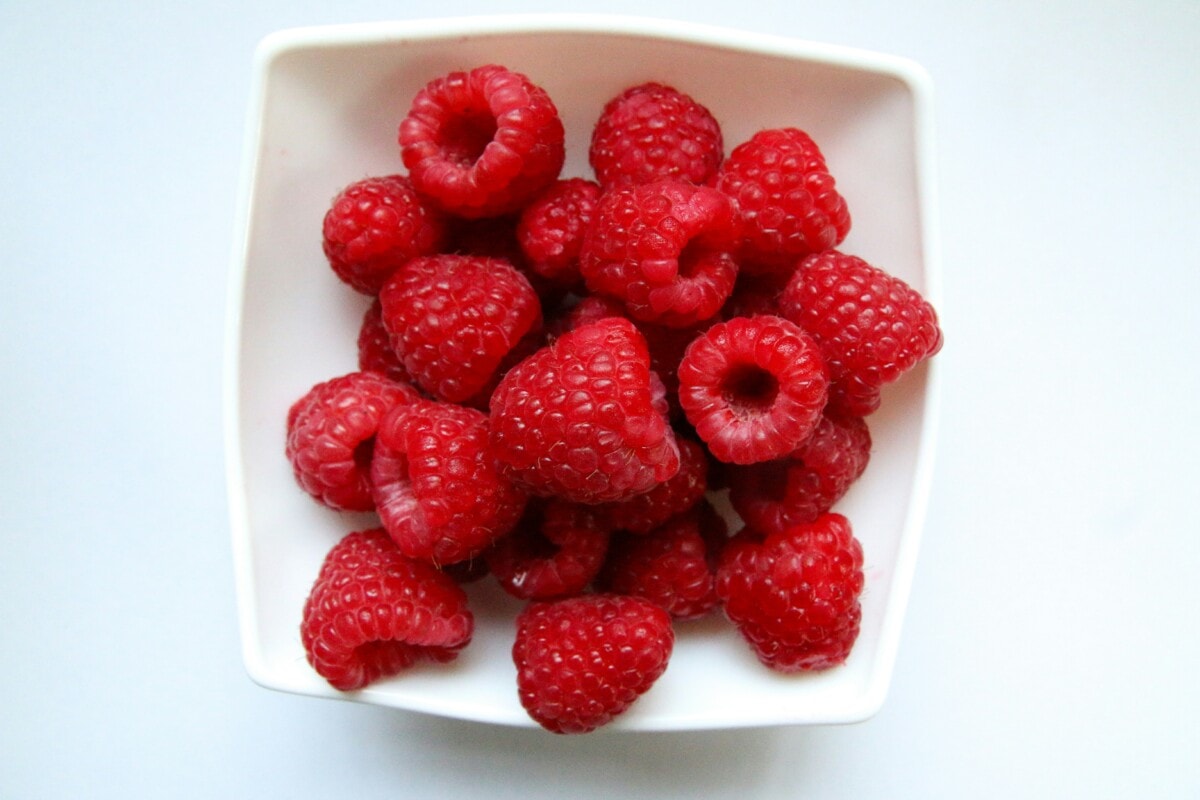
[
  {"left": 378, "top": 254, "right": 542, "bottom": 404},
  {"left": 598, "top": 436, "right": 709, "bottom": 534},
  {"left": 357, "top": 299, "right": 410, "bottom": 384},
  {"left": 300, "top": 528, "right": 474, "bottom": 691},
  {"left": 371, "top": 399, "right": 528, "bottom": 565},
  {"left": 598, "top": 503, "right": 726, "bottom": 620},
  {"left": 778, "top": 250, "right": 943, "bottom": 414},
  {"left": 398, "top": 64, "right": 565, "bottom": 218},
  {"left": 715, "top": 513, "right": 864, "bottom": 672},
  {"left": 516, "top": 178, "right": 601, "bottom": 289},
  {"left": 485, "top": 499, "right": 610, "bottom": 600},
  {"left": 285, "top": 371, "right": 420, "bottom": 511},
  {"left": 513, "top": 594, "right": 674, "bottom": 733},
  {"left": 728, "top": 409, "right": 871, "bottom": 535},
  {"left": 321, "top": 174, "right": 448, "bottom": 294},
  {"left": 579, "top": 179, "right": 738, "bottom": 328},
  {"left": 589, "top": 82, "right": 723, "bottom": 190},
  {"left": 488, "top": 317, "right": 680, "bottom": 504},
  {"left": 715, "top": 127, "right": 851, "bottom": 269},
  {"left": 677, "top": 315, "right": 829, "bottom": 465}
]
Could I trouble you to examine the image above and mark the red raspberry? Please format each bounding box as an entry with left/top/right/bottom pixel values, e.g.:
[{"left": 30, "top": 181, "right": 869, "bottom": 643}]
[
  {"left": 300, "top": 528, "right": 474, "bottom": 691},
  {"left": 598, "top": 503, "right": 727, "bottom": 620},
  {"left": 728, "top": 409, "right": 871, "bottom": 535},
  {"left": 544, "top": 294, "right": 626, "bottom": 342},
  {"left": 715, "top": 513, "right": 864, "bottom": 672},
  {"left": 285, "top": 371, "right": 420, "bottom": 511},
  {"left": 485, "top": 499, "right": 610, "bottom": 600},
  {"left": 598, "top": 436, "right": 709, "bottom": 534},
  {"left": 321, "top": 174, "right": 447, "bottom": 294},
  {"left": 778, "top": 250, "right": 943, "bottom": 415},
  {"left": 371, "top": 399, "right": 528, "bottom": 565},
  {"left": 589, "top": 82, "right": 723, "bottom": 190},
  {"left": 513, "top": 594, "right": 674, "bottom": 733},
  {"left": 715, "top": 127, "right": 851, "bottom": 270},
  {"left": 488, "top": 317, "right": 680, "bottom": 504},
  {"left": 516, "top": 178, "right": 601, "bottom": 290},
  {"left": 677, "top": 315, "right": 829, "bottom": 465},
  {"left": 357, "top": 298, "right": 410, "bottom": 384},
  {"left": 579, "top": 179, "right": 738, "bottom": 328},
  {"left": 378, "top": 254, "right": 542, "bottom": 404},
  {"left": 398, "top": 64, "right": 565, "bottom": 218}
]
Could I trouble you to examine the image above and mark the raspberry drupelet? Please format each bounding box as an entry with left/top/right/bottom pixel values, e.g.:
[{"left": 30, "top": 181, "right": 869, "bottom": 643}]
[
  {"left": 677, "top": 315, "right": 829, "bottom": 465},
  {"left": 484, "top": 498, "right": 611, "bottom": 601},
  {"left": 398, "top": 64, "right": 565, "bottom": 219}
]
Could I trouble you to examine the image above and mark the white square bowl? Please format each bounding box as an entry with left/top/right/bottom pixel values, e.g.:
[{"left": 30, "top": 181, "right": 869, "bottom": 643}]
[{"left": 224, "top": 13, "right": 941, "bottom": 731}]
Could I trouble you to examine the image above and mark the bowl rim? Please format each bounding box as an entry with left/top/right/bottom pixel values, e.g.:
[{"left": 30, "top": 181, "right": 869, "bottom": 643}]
[{"left": 223, "top": 12, "right": 943, "bottom": 729}]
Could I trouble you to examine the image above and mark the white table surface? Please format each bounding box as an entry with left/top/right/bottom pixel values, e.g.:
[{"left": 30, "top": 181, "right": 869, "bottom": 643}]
[{"left": 2, "top": 2, "right": 1198, "bottom": 797}]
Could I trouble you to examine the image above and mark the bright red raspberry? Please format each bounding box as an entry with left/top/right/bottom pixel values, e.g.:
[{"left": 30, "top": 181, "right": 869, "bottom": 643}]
[
  {"left": 488, "top": 317, "right": 680, "bottom": 504},
  {"left": 513, "top": 594, "right": 674, "bottom": 733},
  {"left": 715, "top": 127, "right": 851, "bottom": 270},
  {"left": 300, "top": 528, "right": 474, "bottom": 691},
  {"left": 398, "top": 64, "right": 565, "bottom": 219},
  {"left": 516, "top": 178, "right": 601, "bottom": 289},
  {"left": 715, "top": 513, "right": 864, "bottom": 672},
  {"left": 357, "top": 299, "right": 410, "bottom": 384},
  {"left": 378, "top": 254, "right": 542, "bottom": 404},
  {"left": 371, "top": 400, "right": 528, "bottom": 565},
  {"left": 579, "top": 179, "right": 738, "bottom": 328},
  {"left": 321, "top": 174, "right": 447, "bottom": 294},
  {"left": 778, "top": 250, "right": 943, "bottom": 415},
  {"left": 485, "top": 499, "right": 610, "bottom": 600},
  {"left": 285, "top": 371, "right": 420, "bottom": 511},
  {"left": 728, "top": 409, "right": 871, "bottom": 535},
  {"left": 677, "top": 315, "right": 828, "bottom": 465},
  {"left": 598, "top": 503, "right": 727, "bottom": 620},
  {"left": 589, "top": 82, "right": 723, "bottom": 190},
  {"left": 598, "top": 436, "right": 709, "bottom": 534}
]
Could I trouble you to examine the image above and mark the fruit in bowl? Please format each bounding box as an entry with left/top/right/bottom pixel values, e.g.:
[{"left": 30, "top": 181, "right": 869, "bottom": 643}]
[{"left": 226, "top": 14, "right": 942, "bottom": 732}]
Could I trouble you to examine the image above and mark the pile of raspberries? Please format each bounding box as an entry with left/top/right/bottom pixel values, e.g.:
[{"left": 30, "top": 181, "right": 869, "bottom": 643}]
[{"left": 286, "top": 64, "right": 943, "bottom": 734}]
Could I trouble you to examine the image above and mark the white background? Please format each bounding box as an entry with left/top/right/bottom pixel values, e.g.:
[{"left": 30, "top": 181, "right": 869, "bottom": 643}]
[{"left": 2, "top": 1, "right": 1198, "bottom": 797}]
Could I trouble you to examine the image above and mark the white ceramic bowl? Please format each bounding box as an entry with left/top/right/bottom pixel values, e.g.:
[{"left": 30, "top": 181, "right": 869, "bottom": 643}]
[{"left": 225, "top": 13, "right": 941, "bottom": 731}]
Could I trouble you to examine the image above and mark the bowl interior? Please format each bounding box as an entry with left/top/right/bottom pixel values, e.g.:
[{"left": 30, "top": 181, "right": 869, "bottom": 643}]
[{"left": 228, "top": 16, "right": 938, "bottom": 730}]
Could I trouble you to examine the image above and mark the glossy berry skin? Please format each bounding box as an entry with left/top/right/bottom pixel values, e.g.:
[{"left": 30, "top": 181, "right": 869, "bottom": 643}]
[
  {"left": 398, "top": 64, "right": 565, "bottom": 218},
  {"left": 357, "top": 298, "right": 410, "bottom": 384},
  {"left": 715, "top": 513, "right": 864, "bottom": 672},
  {"left": 513, "top": 594, "right": 674, "bottom": 734},
  {"left": 729, "top": 410, "right": 871, "bottom": 535},
  {"left": 488, "top": 317, "right": 680, "bottom": 504},
  {"left": 599, "top": 503, "right": 727, "bottom": 620},
  {"left": 322, "top": 174, "right": 448, "bottom": 294},
  {"left": 485, "top": 499, "right": 610, "bottom": 600},
  {"left": 516, "top": 178, "right": 601, "bottom": 288},
  {"left": 300, "top": 529, "right": 474, "bottom": 691},
  {"left": 579, "top": 179, "right": 738, "bottom": 328},
  {"left": 778, "top": 250, "right": 943, "bottom": 415},
  {"left": 379, "top": 254, "right": 542, "bottom": 405},
  {"left": 715, "top": 127, "right": 851, "bottom": 270},
  {"left": 285, "top": 371, "right": 420, "bottom": 512},
  {"left": 598, "top": 436, "right": 709, "bottom": 534},
  {"left": 589, "top": 82, "right": 724, "bottom": 190},
  {"left": 371, "top": 400, "right": 528, "bottom": 566},
  {"left": 677, "top": 315, "right": 829, "bottom": 465}
]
